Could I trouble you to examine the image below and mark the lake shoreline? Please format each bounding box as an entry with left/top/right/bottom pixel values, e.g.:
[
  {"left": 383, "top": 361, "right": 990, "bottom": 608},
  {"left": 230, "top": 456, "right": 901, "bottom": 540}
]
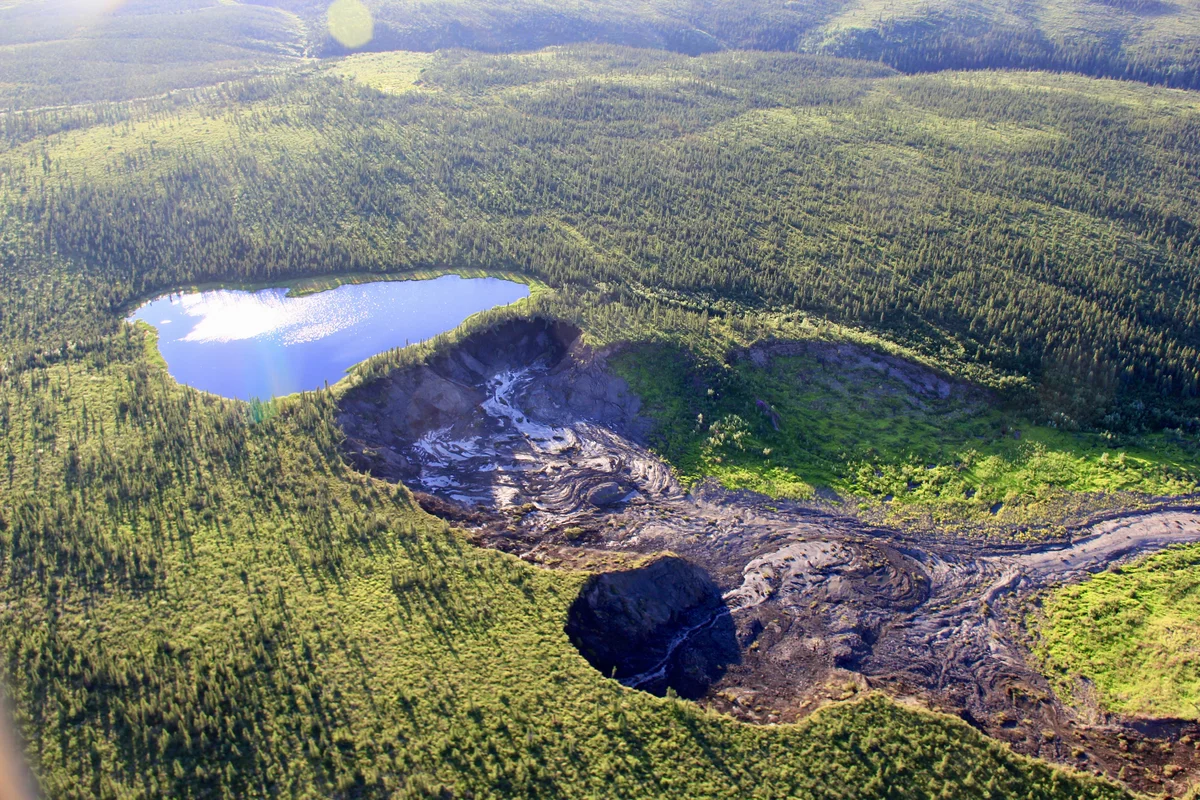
[
  {"left": 118, "top": 267, "right": 548, "bottom": 317},
  {"left": 128, "top": 274, "right": 533, "bottom": 401}
]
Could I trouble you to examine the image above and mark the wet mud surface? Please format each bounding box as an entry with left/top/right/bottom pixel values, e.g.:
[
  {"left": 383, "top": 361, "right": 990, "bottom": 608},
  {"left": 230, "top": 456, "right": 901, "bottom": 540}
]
[{"left": 339, "top": 319, "right": 1200, "bottom": 795}]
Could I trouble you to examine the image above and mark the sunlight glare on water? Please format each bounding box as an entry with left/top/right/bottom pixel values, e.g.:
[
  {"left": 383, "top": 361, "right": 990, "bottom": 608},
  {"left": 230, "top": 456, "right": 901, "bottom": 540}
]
[
  {"left": 177, "top": 289, "right": 371, "bottom": 346},
  {"left": 129, "top": 275, "right": 530, "bottom": 401}
]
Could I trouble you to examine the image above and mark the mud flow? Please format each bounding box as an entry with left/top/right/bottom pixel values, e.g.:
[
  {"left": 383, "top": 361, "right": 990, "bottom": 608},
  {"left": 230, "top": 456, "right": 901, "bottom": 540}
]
[{"left": 339, "top": 318, "right": 1200, "bottom": 795}]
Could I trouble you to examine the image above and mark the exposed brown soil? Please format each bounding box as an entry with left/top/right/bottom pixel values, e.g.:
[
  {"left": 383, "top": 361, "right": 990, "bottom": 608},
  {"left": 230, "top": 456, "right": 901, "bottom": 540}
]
[{"left": 338, "top": 319, "right": 1200, "bottom": 796}]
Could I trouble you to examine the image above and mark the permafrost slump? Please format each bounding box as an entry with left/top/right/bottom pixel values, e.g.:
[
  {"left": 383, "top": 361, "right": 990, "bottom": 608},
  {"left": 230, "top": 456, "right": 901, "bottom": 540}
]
[
  {"left": 338, "top": 318, "right": 1200, "bottom": 794},
  {"left": 565, "top": 556, "right": 739, "bottom": 699}
]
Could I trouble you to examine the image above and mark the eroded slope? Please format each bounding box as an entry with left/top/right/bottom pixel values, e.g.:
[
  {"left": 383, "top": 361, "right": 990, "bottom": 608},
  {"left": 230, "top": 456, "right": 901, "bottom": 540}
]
[{"left": 338, "top": 319, "right": 1200, "bottom": 794}]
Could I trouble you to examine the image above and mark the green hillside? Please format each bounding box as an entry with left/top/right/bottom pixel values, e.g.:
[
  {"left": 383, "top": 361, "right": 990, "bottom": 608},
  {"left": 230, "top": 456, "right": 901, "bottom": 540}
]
[
  {"left": 4, "top": 0, "right": 1200, "bottom": 111},
  {"left": 250, "top": 0, "right": 1200, "bottom": 87},
  {"left": 815, "top": 0, "right": 1200, "bottom": 87},
  {"left": 1, "top": 37, "right": 1198, "bottom": 800}
]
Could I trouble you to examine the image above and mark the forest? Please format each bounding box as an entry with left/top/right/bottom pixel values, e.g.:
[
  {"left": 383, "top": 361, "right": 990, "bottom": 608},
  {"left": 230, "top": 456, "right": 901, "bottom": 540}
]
[
  {"left": 5, "top": 47, "right": 1200, "bottom": 432},
  {"left": 254, "top": 0, "right": 1200, "bottom": 90},
  {"left": 4, "top": 0, "right": 1200, "bottom": 113},
  {"left": 2, "top": 5, "right": 1200, "bottom": 798}
]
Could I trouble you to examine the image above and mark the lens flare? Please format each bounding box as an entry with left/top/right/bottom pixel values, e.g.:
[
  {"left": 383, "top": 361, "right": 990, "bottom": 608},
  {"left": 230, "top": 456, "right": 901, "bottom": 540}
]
[
  {"left": 327, "top": 0, "right": 373, "bottom": 49},
  {"left": 61, "top": 0, "right": 129, "bottom": 18}
]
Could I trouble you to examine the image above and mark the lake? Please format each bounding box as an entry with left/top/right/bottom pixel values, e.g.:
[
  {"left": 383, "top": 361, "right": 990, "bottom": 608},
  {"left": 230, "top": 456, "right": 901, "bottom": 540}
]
[{"left": 128, "top": 275, "right": 531, "bottom": 400}]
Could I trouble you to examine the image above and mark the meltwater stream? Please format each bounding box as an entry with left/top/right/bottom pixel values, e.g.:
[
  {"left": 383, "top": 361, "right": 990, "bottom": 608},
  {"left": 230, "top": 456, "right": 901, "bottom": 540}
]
[
  {"left": 128, "top": 275, "right": 530, "bottom": 400},
  {"left": 410, "top": 365, "right": 580, "bottom": 505}
]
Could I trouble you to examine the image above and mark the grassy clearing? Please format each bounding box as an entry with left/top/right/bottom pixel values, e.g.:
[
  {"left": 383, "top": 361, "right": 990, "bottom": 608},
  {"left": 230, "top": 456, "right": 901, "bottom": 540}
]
[
  {"left": 1032, "top": 544, "right": 1200, "bottom": 719},
  {"left": 613, "top": 341, "right": 1200, "bottom": 532},
  {"left": 325, "top": 50, "right": 435, "bottom": 94}
]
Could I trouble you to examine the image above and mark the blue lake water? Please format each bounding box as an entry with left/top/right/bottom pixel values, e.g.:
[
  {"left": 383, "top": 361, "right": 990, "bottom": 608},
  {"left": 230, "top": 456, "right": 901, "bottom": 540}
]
[{"left": 128, "top": 275, "right": 530, "bottom": 400}]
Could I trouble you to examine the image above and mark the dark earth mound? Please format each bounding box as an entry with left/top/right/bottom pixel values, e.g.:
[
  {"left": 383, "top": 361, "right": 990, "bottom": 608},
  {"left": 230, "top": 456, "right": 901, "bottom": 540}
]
[{"left": 565, "top": 555, "right": 738, "bottom": 699}]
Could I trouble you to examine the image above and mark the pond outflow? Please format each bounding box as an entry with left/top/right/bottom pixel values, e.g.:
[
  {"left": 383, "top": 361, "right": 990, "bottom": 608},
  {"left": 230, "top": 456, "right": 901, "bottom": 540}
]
[{"left": 128, "top": 275, "right": 530, "bottom": 401}]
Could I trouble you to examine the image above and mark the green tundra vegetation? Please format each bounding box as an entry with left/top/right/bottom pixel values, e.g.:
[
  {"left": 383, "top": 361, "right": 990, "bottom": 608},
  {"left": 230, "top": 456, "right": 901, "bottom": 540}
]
[
  {"left": 611, "top": 340, "right": 1200, "bottom": 531},
  {"left": 1032, "top": 543, "right": 1200, "bottom": 720},
  {"left": 1, "top": 30, "right": 1199, "bottom": 799}
]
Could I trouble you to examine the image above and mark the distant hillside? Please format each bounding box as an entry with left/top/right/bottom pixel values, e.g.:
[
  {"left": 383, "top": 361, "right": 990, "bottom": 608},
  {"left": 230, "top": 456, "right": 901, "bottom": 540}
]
[
  {"left": 3, "top": 0, "right": 1198, "bottom": 109},
  {"left": 0, "top": 0, "right": 305, "bottom": 109},
  {"left": 815, "top": 0, "right": 1200, "bottom": 89},
  {"left": 249, "top": 0, "right": 1200, "bottom": 87},
  {"left": 247, "top": 0, "right": 832, "bottom": 55}
]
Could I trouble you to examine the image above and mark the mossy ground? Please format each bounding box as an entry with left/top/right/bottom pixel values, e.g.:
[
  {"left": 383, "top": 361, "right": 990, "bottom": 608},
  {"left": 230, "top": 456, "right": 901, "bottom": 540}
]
[
  {"left": 1031, "top": 544, "right": 1200, "bottom": 720},
  {"left": 324, "top": 51, "right": 435, "bottom": 95},
  {"left": 613, "top": 343, "right": 1200, "bottom": 533}
]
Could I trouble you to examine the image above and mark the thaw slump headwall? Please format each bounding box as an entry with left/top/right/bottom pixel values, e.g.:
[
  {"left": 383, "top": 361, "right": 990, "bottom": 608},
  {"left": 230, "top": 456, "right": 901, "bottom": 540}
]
[
  {"left": 565, "top": 555, "right": 738, "bottom": 699},
  {"left": 334, "top": 318, "right": 1200, "bottom": 795}
]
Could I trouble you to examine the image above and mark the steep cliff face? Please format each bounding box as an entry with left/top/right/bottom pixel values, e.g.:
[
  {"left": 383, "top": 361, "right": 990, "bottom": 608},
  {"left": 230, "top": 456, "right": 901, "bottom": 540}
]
[
  {"left": 565, "top": 556, "right": 738, "bottom": 699},
  {"left": 337, "top": 318, "right": 581, "bottom": 481},
  {"left": 336, "top": 317, "right": 652, "bottom": 506}
]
